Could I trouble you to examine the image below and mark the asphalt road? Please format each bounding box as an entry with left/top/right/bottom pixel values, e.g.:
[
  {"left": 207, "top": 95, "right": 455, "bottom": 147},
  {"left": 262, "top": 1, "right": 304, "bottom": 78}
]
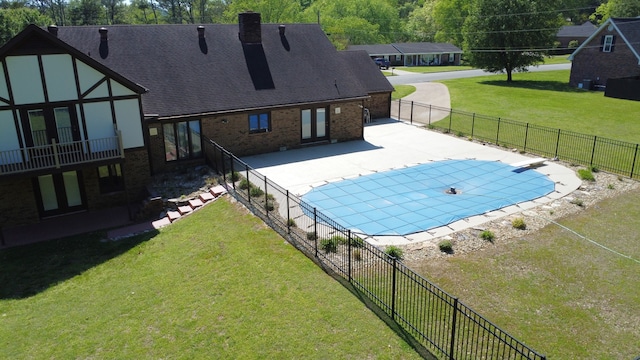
[{"left": 387, "top": 63, "right": 571, "bottom": 85}]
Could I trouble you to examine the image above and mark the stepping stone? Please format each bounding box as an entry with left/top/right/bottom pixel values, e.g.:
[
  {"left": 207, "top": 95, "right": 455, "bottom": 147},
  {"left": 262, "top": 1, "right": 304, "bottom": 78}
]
[
  {"left": 178, "top": 205, "right": 193, "bottom": 215},
  {"left": 199, "top": 192, "right": 215, "bottom": 202},
  {"left": 210, "top": 185, "right": 228, "bottom": 196},
  {"left": 189, "top": 199, "right": 204, "bottom": 209},
  {"left": 152, "top": 217, "right": 171, "bottom": 228},
  {"left": 167, "top": 211, "right": 181, "bottom": 222}
]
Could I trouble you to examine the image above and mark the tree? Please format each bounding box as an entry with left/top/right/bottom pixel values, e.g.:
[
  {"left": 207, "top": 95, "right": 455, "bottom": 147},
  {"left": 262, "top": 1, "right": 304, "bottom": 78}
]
[
  {"left": 432, "top": 0, "right": 471, "bottom": 46},
  {"left": 403, "top": 0, "right": 437, "bottom": 42},
  {"left": 0, "top": 7, "right": 52, "bottom": 45},
  {"left": 223, "top": 0, "right": 302, "bottom": 23},
  {"left": 591, "top": 0, "right": 640, "bottom": 23},
  {"left": 68, "top": 0, "right": 103, "bottom": 25},
  {"left": 463, "top": 0, "right": 562, "bottom": 82}
]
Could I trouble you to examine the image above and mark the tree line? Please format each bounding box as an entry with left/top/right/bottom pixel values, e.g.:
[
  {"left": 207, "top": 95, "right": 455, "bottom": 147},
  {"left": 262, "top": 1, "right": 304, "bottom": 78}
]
[
  {"left": 3, "top": 0, "right": 638, "bottom": 46},
  {"left": 0, "top": 0, "right": 638, "bottom": 80}
]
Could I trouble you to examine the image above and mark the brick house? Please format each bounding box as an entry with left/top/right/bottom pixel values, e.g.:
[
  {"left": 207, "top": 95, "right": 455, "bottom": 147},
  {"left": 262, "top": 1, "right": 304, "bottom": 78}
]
[
  {"left": 0, "top": 24, "right": 150, "bottom": 229},
  {"left": 0, "top": 12, "right": 391, "bottom": 231},
  {"left": 555, "top": 22, "right": 596, "bottom": 55},
  {"left": 347, "top": 42, "right": 463, "bottom": 67},
  {"left": 568, "top": 18, "right": 640, "bottom": 90}
]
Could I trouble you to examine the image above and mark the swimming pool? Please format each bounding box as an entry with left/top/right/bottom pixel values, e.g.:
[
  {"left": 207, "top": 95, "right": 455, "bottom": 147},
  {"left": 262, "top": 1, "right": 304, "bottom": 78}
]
[{"left": 301, "top": 159, "right": 555, "bottom": 236}]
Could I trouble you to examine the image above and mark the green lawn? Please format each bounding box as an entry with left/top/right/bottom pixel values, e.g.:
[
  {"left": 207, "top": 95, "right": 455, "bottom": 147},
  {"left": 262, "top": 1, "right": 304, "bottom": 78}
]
[
  {"left": 392, "top": 85, "right": 416, "bottom": 100},
  {"left": 409, "top": 186, "right": 640, "bottom": 359},
  {"left": 438, "top": 70, "right": 640, "bottom": 144},
  {"left": 0, "top": 198, "right": 422, "bottom": 359}
]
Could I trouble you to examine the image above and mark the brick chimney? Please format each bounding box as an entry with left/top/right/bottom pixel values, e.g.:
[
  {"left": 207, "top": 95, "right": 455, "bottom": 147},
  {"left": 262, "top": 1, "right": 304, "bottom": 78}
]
[{"left": 238, "top": 12, "right": 261, "bottom": 44}]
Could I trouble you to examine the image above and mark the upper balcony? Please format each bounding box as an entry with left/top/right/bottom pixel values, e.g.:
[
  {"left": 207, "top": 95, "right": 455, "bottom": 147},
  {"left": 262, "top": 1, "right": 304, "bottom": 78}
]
[{"left": 0, "top": 130, "right": 124, "bottom": 177}]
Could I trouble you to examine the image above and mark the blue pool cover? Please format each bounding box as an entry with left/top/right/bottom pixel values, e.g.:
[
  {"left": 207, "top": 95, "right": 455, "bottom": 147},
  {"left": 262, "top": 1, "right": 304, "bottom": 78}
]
[{"left": 301, "top": 159, "right": 555, "bottom": 236}]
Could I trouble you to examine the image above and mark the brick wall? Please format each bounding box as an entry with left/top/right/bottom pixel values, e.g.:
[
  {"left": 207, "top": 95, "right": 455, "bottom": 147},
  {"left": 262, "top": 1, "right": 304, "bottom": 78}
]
[
  {"left": 570, "top": 29, "right": 640, "bottom": 87},
  {"left": 366, "top": 93, "right": 391, "bottom": 119},
  {"left": 0, "top": 178, "right": 39, "bottom": 227},
  {"left": 148, "top": 101, "right": 365, "bottom": 160}
]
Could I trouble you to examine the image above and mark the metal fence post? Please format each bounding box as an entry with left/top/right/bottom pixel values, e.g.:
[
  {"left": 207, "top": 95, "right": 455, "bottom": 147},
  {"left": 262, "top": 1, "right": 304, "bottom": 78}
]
[
  {"left": 245, "top": 165, "right": 251, "bottom": 203},
  {"left": 429, "top": 104, "right": 432, "bottom": 125},
  {"left": 449, "top": 298, "right": 459, "bottom": 360},
  {"left": 410, "top": 101, "right": 414, "bottom": 124},
  {"left": 555, "top": 129, "right": 561, "bottom": 158},
  {"left": 524, "top": 123, "right": 529, "bottom": 152},
  {"left": 286, "top": 190, "right": 291, "bottom": 233},
  {"left": 496, "top": 117, "right": 501, "bottom": 145},
  {"left": 448, "top": 109, "right": 453, "bottom": 133},
  {"left": 220, "top": 146, "right": 227, "bottom": 184},
  {"left": 471, "top": 113, "right": 475, "bottom": 139},
  {"left": 590, "top": 136, "right": 598, "bottom": 166},
  {"left": 631, "top": 144, "right": 638, "bottom": 178},
  {"left": 391, "top": 257, "right": 397, "bottom": 321},
  {"left": 398, "top": 98, "right": 401, "bottom": 120},
  {"left": 230, "top": 153, "right": 236, "bottom": 190},
  {"left": 347, "top": 230, "right": 352, "bottom": 282},
  {"left": 264, "top": 177, "right": 269, "bottom": 217},
  {"left": 314, "top": 207, "right": 318, "bottom": 258}
]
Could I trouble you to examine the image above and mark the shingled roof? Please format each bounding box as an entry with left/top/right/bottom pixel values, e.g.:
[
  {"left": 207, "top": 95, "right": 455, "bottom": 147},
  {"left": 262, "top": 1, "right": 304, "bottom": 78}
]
[
  {"left": 340, "top": 50, "right": 394, "bottom": 94},
  {"left": 569, "top": 17, "right": 640, "bottom": 63},
  {"left": 347, "top": 42, "right": 462, "bottom": 56},
  {"left": 557, "top": 22, "right": 597, "bottom": 38},
  {"left": 49, "top": 16, "right": 370, "bottom": 119}
]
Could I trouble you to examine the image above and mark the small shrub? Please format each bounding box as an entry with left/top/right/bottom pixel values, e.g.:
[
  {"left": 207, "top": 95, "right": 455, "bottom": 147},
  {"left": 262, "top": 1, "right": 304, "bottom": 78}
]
[
  {"left": 229, "top": 171, "right": 241, "bottom": 182},
  {"left": 607, "top": 184, "right": 615, "bottom": 190},
  {"left": 352, "top": 249, "right": 362, "bottom": 261},
  {"left": 438, "top": 240, "right": 453, "bottom": 254},
  {"left": 287, "top": 218, "right": 297, "bottom": 227},
  {"left": 577, "top": 169, "right": 595, "bottom": 181},
  {"left": 456, "top": 131, "right": 464, "bottom": 137},
  {"left": 385, "top": 245, "right": 404, "bottom": 260},
  {"left": 480, "top": 230, "right": 495, "bottom": 242},
  {"left": 320, "top": 238, "right": 338, "bottom": 253},
  {"left": 238, "top": 179, "right": 250, "bottom": 190},
  {"left": 249, "top": 186, "right": 264, "bottom": 197},
  {"left": 265, "top": 200, "right": 274, "bottom": 211},
  {"left": 570, "top": 198, "right": 584, "bottom": 207},
  {"left": 512, "top": 217, "right": 526, "bottom": 230},
  {"left": 306, "top": 231, "right": 317, "bottom": 240},
  {"left": 329, "top": 235, "right": 348, "bottom": 245},
  {"left": 549, "top": 210, "right": 555, "bottom": 215},
  {"left": 588, "top": 165, "right": 599, "bottom": 173},
  {"left": 349, "top": 237, "right": 364, "bottom": 248},
  {"left": 427, "top": 124, "right": 435, "bottom": 130},
  {"left": 568, "top": 39, "right": 579, "bottom": 49},
  {"left": 266, "top": 193, "right": 275, "bottom": 200},
  {"left": 467, "top": 136, "right": 473, "bottom": 141}
]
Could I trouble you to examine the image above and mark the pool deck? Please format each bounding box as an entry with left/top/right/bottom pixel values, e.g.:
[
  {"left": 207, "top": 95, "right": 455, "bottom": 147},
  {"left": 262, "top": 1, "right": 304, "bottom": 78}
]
[{"left": 242, "top": 118, "right": 582, "bottom": 246}]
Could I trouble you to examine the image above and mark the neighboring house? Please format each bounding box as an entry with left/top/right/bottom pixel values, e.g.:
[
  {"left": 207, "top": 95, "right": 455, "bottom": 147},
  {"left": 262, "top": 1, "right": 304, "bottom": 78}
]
[
  {"left": 568, "top": 17, "right": 640, "bottom": 96},
  {"left": 0, "top": 12, "right": 392, "bottom": 231},
  {"left": 347, "top": 42, "right": 463, "bottom": 67},
  {"left": 555, "top": 22, "right": 597, "bottom": 54}
]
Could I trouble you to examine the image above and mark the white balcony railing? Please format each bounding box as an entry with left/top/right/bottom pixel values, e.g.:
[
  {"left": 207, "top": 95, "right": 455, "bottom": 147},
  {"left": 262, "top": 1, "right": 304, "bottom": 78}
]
[{"left": 0, "top": 131, "right": 124, "bottom": 175}]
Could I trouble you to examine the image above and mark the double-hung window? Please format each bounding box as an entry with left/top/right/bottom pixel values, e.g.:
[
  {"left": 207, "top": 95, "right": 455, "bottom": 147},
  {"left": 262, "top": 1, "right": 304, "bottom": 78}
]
[
  {"left": 602, "top": 35, "right": 614, "bottom": 52},
  {"left": 163, "top": 120, "right": 202, "bottom": 161},
  {"left": 249, "top": 113, "right": 270, "bottom": 133}
]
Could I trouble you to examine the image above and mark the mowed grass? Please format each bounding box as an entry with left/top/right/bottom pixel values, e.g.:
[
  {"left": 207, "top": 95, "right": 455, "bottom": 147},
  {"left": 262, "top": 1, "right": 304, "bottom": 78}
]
[
  {"left": 392, "top": 84, "right": 416, "bottom": 100},
  {"left": 409, "top": 186, "right": 640, "bottom": 359},
  {"left": 0, "top": 198, "right": 422, "bottom": 359},
  {"left": 439, "top": 70, "right": 640, "bottom": 144}
]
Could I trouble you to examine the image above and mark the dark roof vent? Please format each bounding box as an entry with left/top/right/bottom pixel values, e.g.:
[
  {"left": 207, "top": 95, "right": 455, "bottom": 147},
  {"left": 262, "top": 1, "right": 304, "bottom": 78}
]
[
  {"left": 197, "top": 25, "right": 205, "bottom": 39},
  {"left": 47, "top": 25, "right": 58, "bottom": 37},
  {"left": 238, "top": 12, "right": 261, "bottom": 44},
  {"left": 99, "top": 27, "right": 108, "bottom": 41},
  {"left": 278, "top": 24, "right": 285, "bottom": 36}
]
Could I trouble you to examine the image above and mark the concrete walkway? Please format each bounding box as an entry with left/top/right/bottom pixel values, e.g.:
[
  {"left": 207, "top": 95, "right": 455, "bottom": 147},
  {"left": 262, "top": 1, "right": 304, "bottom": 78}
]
[{"left": 243, "top": 119, "right": 582, "bottom": 246}]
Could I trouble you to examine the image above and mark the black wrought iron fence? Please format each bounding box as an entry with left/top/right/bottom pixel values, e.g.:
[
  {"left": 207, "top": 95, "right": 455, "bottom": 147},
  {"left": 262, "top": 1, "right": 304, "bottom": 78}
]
[
  {"left": 392, "top": 99, "right": 640, "bottom": 179},
  {"left": 204, "top": 138, "right": 546, "bottom": 360}
]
